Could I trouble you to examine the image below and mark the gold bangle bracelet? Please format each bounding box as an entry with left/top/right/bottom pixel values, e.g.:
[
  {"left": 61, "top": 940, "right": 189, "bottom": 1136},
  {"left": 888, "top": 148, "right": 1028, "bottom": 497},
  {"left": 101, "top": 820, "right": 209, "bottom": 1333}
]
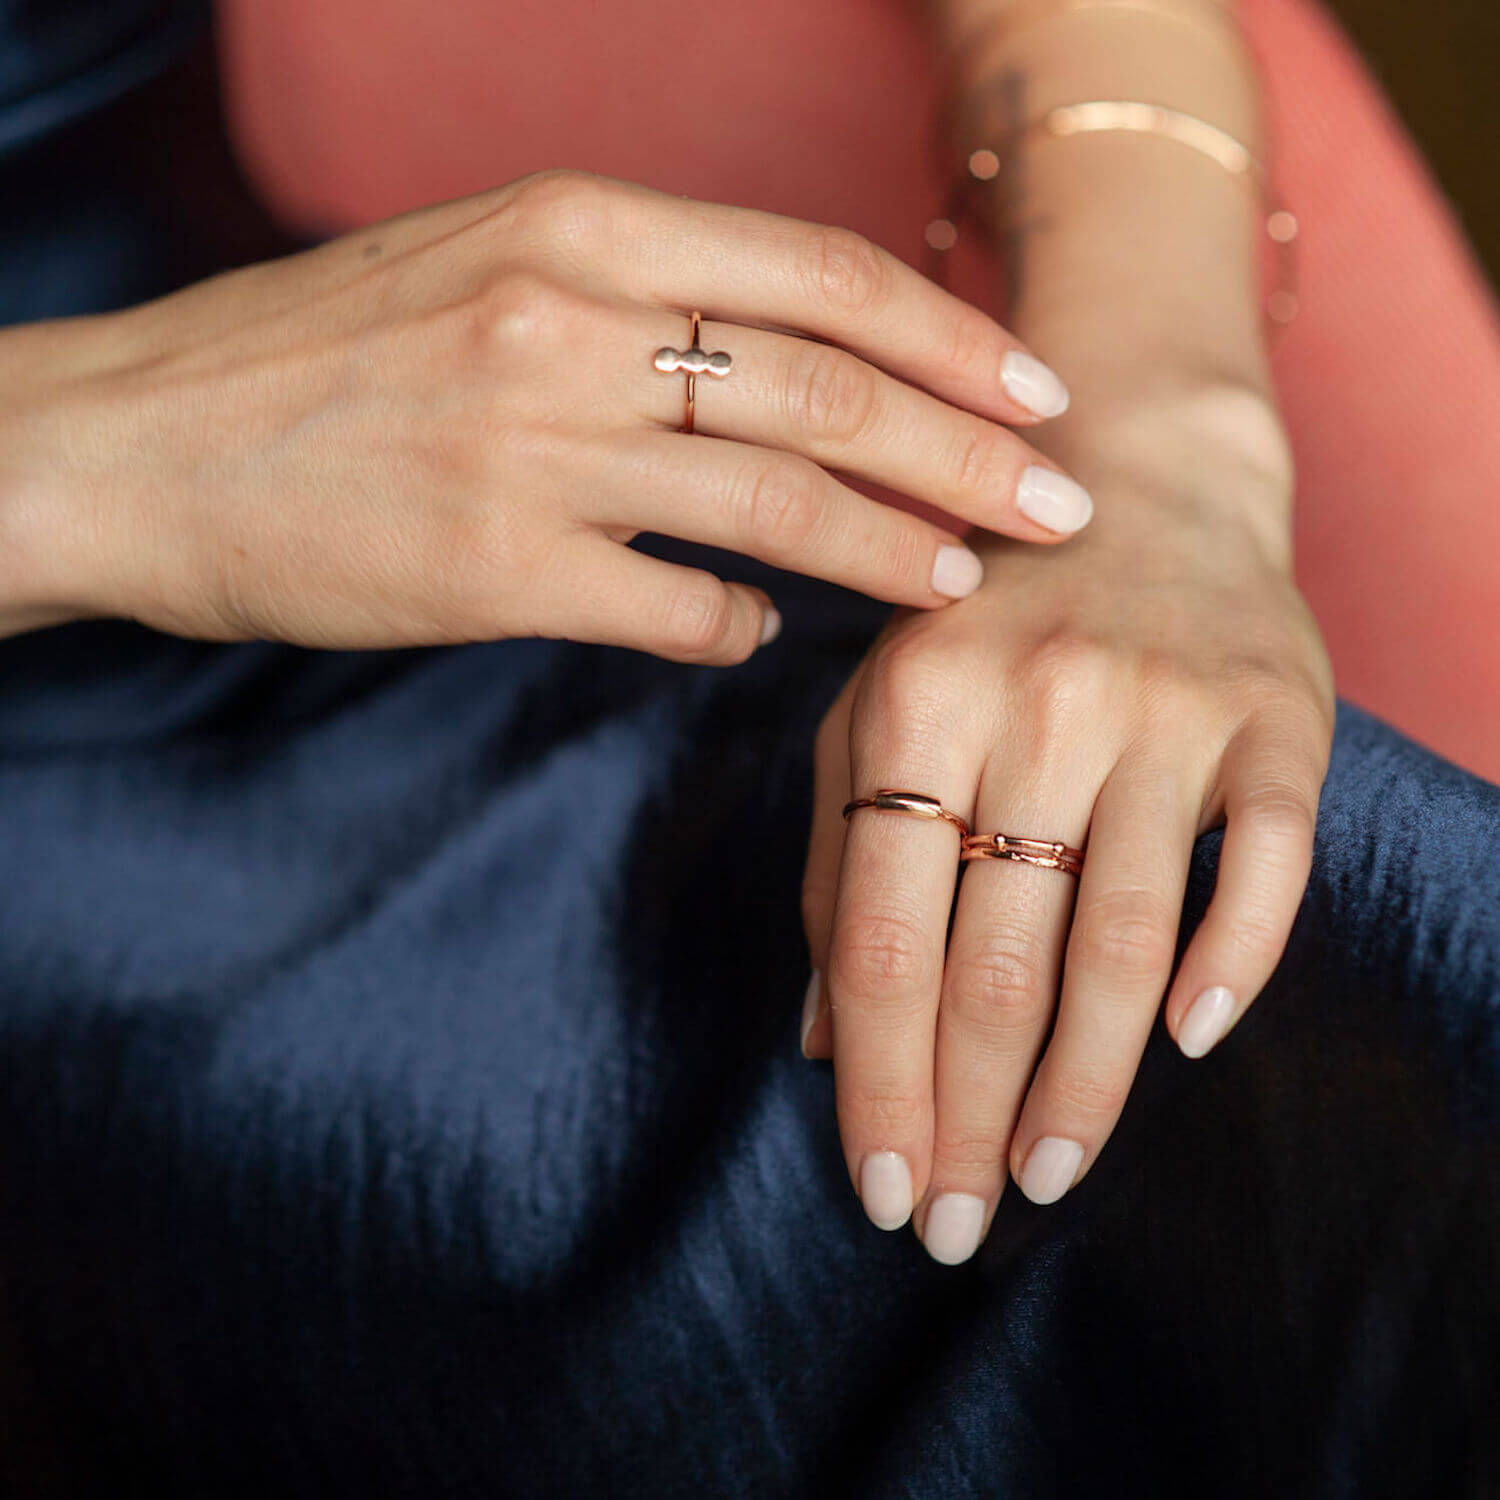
[{"left": 924, "top": 97, "right": 1300, "bottom": 330}]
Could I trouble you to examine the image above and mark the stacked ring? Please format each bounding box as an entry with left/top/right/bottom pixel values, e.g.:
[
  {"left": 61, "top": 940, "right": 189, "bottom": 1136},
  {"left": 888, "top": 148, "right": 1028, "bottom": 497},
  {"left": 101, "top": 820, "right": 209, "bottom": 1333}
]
[
  {"left": 842, "top": 789, "right": 970, "bottom": 839},
  {"left": 960, "top": 832, "right": 1085, "bottom": 876}
]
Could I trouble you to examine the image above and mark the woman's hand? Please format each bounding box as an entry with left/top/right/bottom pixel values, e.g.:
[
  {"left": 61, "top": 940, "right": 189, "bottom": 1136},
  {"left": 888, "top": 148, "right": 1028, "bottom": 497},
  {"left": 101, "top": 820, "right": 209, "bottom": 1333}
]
[
  {"left": 800, "top": 388, "right": 1335, "bottom": 1262},
  {"left": 0, "top": 169, "right": 1094, "bottom": 655}
]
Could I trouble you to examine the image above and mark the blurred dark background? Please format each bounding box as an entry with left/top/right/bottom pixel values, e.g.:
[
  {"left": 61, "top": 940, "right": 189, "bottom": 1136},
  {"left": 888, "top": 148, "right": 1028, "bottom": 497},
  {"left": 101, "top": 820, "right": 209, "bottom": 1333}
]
[{"left": 1326, "top": 0, "right": 1498, "bottom": 285}]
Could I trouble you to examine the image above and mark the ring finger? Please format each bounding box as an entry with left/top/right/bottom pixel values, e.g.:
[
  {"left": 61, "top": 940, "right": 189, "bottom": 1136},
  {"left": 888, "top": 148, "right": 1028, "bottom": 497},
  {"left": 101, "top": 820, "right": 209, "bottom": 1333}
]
[
  {"left": 591, "top": 429, "right": 986, "bottom": 607},
  {"left": 1008, "top": 758, "right": 1202, "bottom": 1209}
]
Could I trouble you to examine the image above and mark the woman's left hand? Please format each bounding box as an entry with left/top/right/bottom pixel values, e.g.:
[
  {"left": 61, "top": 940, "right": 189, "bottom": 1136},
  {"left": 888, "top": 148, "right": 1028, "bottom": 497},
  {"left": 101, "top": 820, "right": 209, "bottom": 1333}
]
[{"left": 799, "top": 388, "right": 1336, "bottom": 1264}]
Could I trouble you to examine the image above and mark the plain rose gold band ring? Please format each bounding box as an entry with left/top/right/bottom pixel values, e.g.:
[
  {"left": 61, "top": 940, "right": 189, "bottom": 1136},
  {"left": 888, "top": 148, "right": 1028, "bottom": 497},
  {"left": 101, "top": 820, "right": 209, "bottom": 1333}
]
[
  {"left": 842, "top": 789, "right": 971, "bottom": 839},
  {"left": 960, "top": 832, "right": 1085, "bottom": 876},
  {"left": 653, "top": 309, "right": 733, "bottom": 435}
]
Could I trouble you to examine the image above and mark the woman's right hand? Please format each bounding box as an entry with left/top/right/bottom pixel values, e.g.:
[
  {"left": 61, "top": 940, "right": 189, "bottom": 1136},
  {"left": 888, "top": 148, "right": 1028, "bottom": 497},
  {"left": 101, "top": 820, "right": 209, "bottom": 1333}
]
[{"left": 0, "top": 169, "right": 1092, "bottom": 659}]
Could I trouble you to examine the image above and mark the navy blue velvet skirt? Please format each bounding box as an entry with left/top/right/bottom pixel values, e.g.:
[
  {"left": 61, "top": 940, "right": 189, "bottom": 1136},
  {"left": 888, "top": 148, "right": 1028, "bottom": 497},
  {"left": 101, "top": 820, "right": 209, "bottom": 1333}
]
[{"left": 1, "top": 9, "right": 1497, "bottom": 1496}]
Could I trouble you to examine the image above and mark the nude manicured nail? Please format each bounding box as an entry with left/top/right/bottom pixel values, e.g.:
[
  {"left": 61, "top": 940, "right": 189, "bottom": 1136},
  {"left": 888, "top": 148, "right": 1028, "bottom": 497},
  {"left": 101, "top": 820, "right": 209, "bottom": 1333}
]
[
  {"left": 1001, "top": 350, "right": 1071, "bottom": 418},
  {"left": 859, "top": 1150, "right": 914, "bottom": 1231},
  {"left": 759, "top": 606, "right": 782, "bottom": 645},
  {"left": 921, "top": 1192, "right": 988, "bottom": 1265},
  {"left": 931, "top": 543, "right": 984, "bottom": 599},
  {"left": 1178, "top": 984, "right": 1236, "bottom": 1059},
  {"left": 1018, "top": 1137, "right": 1084, "bottom": 1205},
  {"left": 799, "top": 970, "right": 822, "bottom": 1057},
  {"left": 1016, "top": 466, "right": 1094, "bottom": 534}
]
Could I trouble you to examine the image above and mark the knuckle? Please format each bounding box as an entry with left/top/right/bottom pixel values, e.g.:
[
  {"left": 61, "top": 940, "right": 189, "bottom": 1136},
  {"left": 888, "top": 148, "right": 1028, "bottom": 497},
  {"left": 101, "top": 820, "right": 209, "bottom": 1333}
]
[
  {"left": 1047, "top": 1067, "right": 1127, "bottom": 1121},
  {"left": 476, "top": 268, "right": 577, "bottom": 349},
  {"left": 788, "top": 343, "right": 879, "bottom": 445},
  {"left": 1238, "top": 784, "right": 1317, "bottom": 850},
  {"left": 496, "top": 168, "right": 614, "bottom": 251},
  {"left": 810, "top": 225, "right": 891, "bottom": 317},
  {"left": 1222, "top": 902, "right": 1286, "bottom": 963},
  {"left": 856, "top": 631, "right": 956, "bottom": 739},
  {"left": 740, "top": 458, "right": 822, "bottom": 553},
  {"left": 1013, "top": 633, "right": 1115, "bottom": 743},
  {"left": 950, "top": 426, "right": 1009, "bottom": 502},
  {"left": 659, "top": 573, "right": 739, "bottom": 660},
  {"left": 1074, "top": 889, "right": 1178, "bottom": 978},
  {"left": 944, "top": 309, "right": 1003, "bottom": 380},
  {"left": 842, "top": 1080, "right": 926, "bottom": 1136},
  {"left": 832, "top": 910, "right": 936, "bottom": 996},
  {"left": 930, "top": 1133, "right": 1006, "bottom": 1176},
  {"left": 944, "top": 938, "right": 1051, "bottom": 1035}
]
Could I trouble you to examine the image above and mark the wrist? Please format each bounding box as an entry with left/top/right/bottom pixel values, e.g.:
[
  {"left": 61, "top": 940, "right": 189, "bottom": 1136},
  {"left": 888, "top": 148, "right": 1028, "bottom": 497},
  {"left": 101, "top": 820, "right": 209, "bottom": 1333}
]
[
  {"left": 0, "top": 315, "right": 125, "bottom": 637},
  {"left": 1044, "top": 381, "right": 1290, "bottom": 558},
  {"left": 996, "top": 379, "right": 1295, "bottom": 572}
]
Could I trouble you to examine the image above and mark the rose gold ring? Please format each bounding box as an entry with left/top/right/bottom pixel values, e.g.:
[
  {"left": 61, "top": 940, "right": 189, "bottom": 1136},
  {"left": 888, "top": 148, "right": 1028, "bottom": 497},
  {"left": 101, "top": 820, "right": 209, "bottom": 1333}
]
[
  {"left": 960, "top": 832, "right": 1085, "bottom": 876},
  {"left": 842, "top": 789, "right": 970, "bottom": 839},
  {"left": 653, "top": 310, "right": 732, "bottom": 435}
]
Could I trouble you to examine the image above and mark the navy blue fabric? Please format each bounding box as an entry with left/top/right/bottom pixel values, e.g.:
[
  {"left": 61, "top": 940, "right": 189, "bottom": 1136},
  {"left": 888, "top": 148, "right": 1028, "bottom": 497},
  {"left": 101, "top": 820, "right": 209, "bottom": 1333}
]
[{"left": 1, "top": 8, "right": 1497, "bottom": 1497}]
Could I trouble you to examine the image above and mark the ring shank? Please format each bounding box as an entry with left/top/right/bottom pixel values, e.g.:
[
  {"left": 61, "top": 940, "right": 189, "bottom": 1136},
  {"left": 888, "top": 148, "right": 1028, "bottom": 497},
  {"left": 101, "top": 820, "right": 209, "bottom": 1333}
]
[
  {"left": 960, "top": 832, "right": 1085, "bottom": 875},
  {"left": 842, "top": 788, "right": 971, "bottom": 839},
  {"left": 684, "top": 309, "right": 700, "bottom": 435}
]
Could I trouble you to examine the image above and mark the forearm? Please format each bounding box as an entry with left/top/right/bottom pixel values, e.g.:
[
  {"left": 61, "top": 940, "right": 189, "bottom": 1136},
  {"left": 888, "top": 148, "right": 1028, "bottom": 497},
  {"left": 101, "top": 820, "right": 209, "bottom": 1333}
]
[{"left": 924, "top": 0, "right": 1291, "bottom": 542}]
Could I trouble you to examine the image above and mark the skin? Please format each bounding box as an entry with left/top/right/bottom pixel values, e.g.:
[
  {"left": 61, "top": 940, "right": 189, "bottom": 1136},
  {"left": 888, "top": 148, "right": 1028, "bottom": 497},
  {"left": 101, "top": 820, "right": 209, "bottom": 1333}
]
[
  {"left": 0, "top": 169, "right": 1089, "bottom": 655},
  {"left": 800, "top": 389, "right": 1334, "bottom": 1251},
  {"left": 799, "top": 0, "right": 1337, "bottom": 1261},
  {"left": 0, "top": 0, "right": 1336, "bottom": 1267}
]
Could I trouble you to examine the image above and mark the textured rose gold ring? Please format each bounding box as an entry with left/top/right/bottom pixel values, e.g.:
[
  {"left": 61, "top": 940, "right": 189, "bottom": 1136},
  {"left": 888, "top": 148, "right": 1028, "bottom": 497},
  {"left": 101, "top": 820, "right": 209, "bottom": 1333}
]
[
  {"left": 842, "top": 789, "right": 970, "bottom": 839},
  {"left": 653, "top": 310, "right": 732, "bottom": 435},
  {"left": 960, "top": 832, "right": 1085, "bottom": 876}
]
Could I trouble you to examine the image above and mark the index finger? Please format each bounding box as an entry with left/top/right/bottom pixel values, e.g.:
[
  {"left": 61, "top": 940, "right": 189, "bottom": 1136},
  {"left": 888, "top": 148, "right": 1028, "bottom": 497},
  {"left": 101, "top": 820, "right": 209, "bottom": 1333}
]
[{"left": 513, "top": 172, "right": 1071, "bottom": 428}]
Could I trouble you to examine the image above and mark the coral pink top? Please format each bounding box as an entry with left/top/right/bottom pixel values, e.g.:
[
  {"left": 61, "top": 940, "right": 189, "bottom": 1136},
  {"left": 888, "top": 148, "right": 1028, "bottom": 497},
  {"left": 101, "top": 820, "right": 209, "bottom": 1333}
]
[{"left": 219, "top": 0, "right": 1500, "bottom": 782}]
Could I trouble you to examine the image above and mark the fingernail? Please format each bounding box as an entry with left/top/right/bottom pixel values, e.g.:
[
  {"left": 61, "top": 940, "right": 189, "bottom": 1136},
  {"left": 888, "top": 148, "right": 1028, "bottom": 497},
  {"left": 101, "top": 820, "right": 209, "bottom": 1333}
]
[
  {"left": 859, "top": 1150, "right": 913, "bottom": 1231},
  {"left": 799, "top": 970, "right": 822, "bottom": 1058},
  {"left": 758, "top": 605, "right": 782, "bottom": 645},
  {"left": 1178, "top": 984, "right": 1236, "bottom": 1059},
  {"left": 1001, "top": 350, "right": 1071, "bottom": 418},
  {"left": 1018, "top": 1137, "right": 1084, "bottom": 1205},
  {"left": 920, "top": 1192, "right": 988, "bottom": 1265},
  {"left": 931, "top": 543, "right": 984, "bottom": 598},
  {"left": 1016, "top": 466, "right": 1094, "bottom": 534}
]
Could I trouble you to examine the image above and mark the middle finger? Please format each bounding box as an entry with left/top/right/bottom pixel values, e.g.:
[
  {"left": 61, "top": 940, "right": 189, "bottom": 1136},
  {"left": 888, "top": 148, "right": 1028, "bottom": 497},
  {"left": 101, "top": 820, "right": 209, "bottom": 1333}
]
[
  {"left": 631, "top": 312, "right": 1095, "bottom": 542},
  {"left": 919, "top": 764, "right": 1103, "bottom": 1264}
]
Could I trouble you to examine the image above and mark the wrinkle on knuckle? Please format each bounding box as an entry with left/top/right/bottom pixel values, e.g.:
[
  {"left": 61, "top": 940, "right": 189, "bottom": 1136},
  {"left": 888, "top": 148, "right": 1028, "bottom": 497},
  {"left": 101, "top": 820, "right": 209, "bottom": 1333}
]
[
  {"left": 811, "top": 226, "right": 890, "bottom": 317},
  {"left": 789, "top": 344, "right": 878, "bottom": 446},
  {"left": 930, "top": 1133, "right": 1007, "bottom": 1176},
  {"left": 1238, "top": 784, "right": 1317, "bottom": 846},
  {"left": 661, "top": 574, "right": 736, "bottom": 660},
  {"left": 844, "top": 1081, "right": 925, "bottom": 1136},
  {"left": 944, "top": 938, "right": 1051, "bottom": 1034},
  {"left": 1075, "top": 889, "right": 1177, "bottom": 979},
  {"left": 943, "top": 309, "right": 1002, "bottom": 382},
  {"left": 833, "top": 910, "right": 936, "bottom": 996},
  {"left": 1222, "top": 903, "right": 1286, "bottom": 963},
  {"left": 1047, "top": 1068, "right": 1126, "bottom": 1121},
  {"left": 951, "top": 426, "right": 1006, "bottom": 503},
  {"left": 742, "top": 459, "right": 821, "bottom": 553}
]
